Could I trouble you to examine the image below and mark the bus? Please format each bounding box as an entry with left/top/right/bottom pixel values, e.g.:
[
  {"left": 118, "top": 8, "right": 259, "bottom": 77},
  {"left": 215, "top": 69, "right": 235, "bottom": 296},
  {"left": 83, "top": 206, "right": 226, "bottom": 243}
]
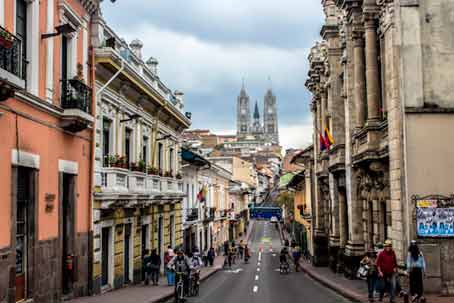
[{"left": 249, "top": 206, "right": 282, "bottom": 220}]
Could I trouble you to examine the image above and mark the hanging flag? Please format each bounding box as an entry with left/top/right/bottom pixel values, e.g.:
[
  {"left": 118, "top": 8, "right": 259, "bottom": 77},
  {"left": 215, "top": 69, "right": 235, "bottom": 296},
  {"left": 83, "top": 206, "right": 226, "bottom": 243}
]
[
  {"left": 324, "top": 127, "right": 334, "bottom": 146},
  {"left": 197, "top": 185, "right": 207, "bottom": 203},
  {"left": 319, "top": 132, "right": 326, "bottom": 151}
]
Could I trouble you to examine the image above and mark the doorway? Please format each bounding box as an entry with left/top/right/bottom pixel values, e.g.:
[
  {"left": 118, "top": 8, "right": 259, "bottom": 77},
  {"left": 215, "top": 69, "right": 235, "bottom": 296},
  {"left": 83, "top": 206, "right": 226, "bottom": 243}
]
[
  {"left": 15, "top": 167, "right": 35, "bottom": 302},
  {"left": 62, "top": 173, "right": 76, "bottom": 295},
  {"left": 141, "top": 224, "right": 149, "bottom": 280},
  {"left": 124, "top": 224, "right": 132, "bottom": 284},
  {"left": 101, "top": 227, "right": 111, "bottom": 287}
]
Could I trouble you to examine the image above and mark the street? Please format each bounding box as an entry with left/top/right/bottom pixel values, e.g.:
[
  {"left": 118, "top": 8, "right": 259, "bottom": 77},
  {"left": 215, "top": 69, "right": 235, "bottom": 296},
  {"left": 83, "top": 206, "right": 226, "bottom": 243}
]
[{"left": 168, "top": 221, "right": 352, "bottom": 303}]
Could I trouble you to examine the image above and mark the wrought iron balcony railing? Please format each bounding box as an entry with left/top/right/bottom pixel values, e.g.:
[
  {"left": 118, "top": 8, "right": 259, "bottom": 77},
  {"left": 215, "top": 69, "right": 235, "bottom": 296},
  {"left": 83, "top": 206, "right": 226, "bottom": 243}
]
[
  {"left": 61, "top": 78, "right": 92, "bottom": 114},
  {"left": 0, "top": 26, "right": 26, "bottom": 80}
]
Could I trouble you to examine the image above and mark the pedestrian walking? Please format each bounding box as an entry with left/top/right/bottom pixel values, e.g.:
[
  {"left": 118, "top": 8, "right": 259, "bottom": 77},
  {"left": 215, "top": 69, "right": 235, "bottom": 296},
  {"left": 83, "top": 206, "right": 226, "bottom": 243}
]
[
  {"left": 238, "top": 240, "right": 244, "bottom": 259},
  {"left": 164, "top": 249, "right": 175, "bottom": 286},
  {"left": 224, "top": 241, "right": 229, "bottom": 256},
  {"left": 244, "top": 244, "right": 250, "bottom": 263},
  {"left": 292, "top": 245, "right": 302, "bottom": 272},
  {"left": 376, "top": 240, "right": 398, "bottom": 303},
  {"left": 360, "top": 250, "right": 378, "bottom": 302},
  {"left": 407, "top": 240, "right": 426, "bottom": 302},
  {"left": 207, "top": 247, "right": 215, "bottom": 266},
  {"left": 143, "top": 249, "right": 152, "bottom": 285},
  {"left": 149, "top": 249, "right": 161, "bottom": 286}
]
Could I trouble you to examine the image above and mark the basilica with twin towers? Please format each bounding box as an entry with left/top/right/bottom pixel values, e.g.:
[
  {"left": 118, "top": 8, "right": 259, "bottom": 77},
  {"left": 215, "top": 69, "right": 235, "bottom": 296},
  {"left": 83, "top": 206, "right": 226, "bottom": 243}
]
[{"left": 236, "top": 84, "right": 279, "bottom": 145}]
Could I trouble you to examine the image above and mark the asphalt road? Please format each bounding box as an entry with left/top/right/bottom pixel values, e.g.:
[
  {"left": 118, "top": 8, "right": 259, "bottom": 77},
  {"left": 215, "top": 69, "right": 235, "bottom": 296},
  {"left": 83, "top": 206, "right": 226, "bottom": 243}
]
[{"left": 168, "top": 221, "right": 353, "bottom": 303}]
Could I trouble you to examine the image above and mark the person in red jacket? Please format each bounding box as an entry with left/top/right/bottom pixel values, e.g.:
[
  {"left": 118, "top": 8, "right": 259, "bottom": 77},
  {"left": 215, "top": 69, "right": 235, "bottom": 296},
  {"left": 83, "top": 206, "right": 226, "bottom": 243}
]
[{"left": 376, "top": 240, "right": 398, "bottom": 303}]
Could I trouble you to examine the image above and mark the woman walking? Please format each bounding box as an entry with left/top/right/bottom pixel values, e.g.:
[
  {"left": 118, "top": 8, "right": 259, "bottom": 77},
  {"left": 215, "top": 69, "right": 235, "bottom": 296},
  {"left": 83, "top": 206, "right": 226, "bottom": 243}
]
[
  {"left": 407, "top": 240, "right": 426, "bottom": 302},
  {"left": 360, "top": 250, "right": 378, "bottom": 302},
  {"left": 149, "top": 249, "right": 161, "bottom": 286}
]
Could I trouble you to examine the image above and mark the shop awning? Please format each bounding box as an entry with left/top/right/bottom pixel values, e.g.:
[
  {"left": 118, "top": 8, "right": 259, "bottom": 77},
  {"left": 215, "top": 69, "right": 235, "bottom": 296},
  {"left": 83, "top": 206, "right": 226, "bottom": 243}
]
[{"left": 181, "top": 148, "right": 211, "bottom": 167}]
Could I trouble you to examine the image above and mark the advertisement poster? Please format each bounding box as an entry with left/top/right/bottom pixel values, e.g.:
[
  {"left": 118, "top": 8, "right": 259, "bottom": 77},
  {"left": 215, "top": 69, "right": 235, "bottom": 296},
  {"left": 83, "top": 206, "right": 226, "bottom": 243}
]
[{"left": 416, "top": 197, "right": 454, "bottom": 238}]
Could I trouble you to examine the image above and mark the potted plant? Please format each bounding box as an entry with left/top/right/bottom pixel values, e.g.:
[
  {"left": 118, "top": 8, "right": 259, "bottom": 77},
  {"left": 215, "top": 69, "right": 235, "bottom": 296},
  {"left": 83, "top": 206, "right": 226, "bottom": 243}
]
[
  {"left": 147, "top": 166, "right": 158, "bottom": 175},
  {"left": 176, "top": 172, "right": 182, "bottom": 179},
  {"left": 158, "top": 169, "right": 163, "bottom": 177},
  {"left": 138, "top": 160, "right": 146, "bottom": 173},
  {"left": 0, "top": 29, "right": 14, "bottom": 49}
]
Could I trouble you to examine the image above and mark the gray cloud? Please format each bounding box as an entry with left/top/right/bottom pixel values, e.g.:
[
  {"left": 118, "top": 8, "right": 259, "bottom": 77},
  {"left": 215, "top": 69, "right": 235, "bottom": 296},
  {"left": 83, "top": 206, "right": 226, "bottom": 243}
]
[{"left": 101, "top": 0, "right": 323, "bottom": 149}]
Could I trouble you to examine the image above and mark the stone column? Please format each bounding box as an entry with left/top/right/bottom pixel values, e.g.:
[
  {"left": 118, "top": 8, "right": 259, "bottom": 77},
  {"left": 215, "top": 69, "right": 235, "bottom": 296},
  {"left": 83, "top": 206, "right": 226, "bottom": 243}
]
[
  {"left": 364, "top": 15, "right": 381, "bottom": 122},
  {"left": 338, "top": 188, "right": 347, "bottom": 248},
  {"left": 321, "top": 89, "right": 329, "bottom": 132},
  {"left": 353, "top": 32, "right": 366, "bottom": 128}
]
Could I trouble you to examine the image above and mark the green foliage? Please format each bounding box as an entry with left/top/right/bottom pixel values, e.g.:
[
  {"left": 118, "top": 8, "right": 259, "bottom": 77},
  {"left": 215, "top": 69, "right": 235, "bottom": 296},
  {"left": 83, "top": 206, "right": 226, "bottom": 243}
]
[{"left": 276, "top": 191, "right": 295, "bottom": 215}]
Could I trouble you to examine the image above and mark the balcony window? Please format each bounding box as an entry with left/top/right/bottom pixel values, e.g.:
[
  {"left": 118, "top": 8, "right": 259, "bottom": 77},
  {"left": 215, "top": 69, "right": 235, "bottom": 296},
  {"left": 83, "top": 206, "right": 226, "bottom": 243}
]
[
  {"left": 60, "top": 79, "right": 91, "bottom": 113},
  {"left": 125, "top": 128, "right": 132, "bottom": 167},
  {"left": 158, "top": 142, "right": 163, "bottom": 172},
  {"left": 169, "top": 147, "right": 174, "bottom": 173},
  {"left": 102, "top": 119, "right": 111, "bottom": 166},
  {"left": 142, "top": 136, "right": 148, "bottom": 164}
]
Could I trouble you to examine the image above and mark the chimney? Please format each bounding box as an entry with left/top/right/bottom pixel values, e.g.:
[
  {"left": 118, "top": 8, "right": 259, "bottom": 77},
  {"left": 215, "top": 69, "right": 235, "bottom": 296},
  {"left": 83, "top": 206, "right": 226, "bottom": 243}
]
[
  {"left": 146, "top": 57, "right": 159, "bottom": 75},
  {"left": 129, "top": 39, "right": 143, "bottom": 60},
  {"left": 174, "top": 90, "right": 184, "bottom": 110}
]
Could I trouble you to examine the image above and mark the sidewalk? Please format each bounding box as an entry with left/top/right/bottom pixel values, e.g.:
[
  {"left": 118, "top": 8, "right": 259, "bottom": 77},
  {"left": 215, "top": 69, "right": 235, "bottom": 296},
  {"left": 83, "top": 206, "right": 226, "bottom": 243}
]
[
  {"left": 280, "top": 227, "right": 452, "bottom": 303},
  {"left": 68, "top": 257, "right": 224, "bottom": 303},
  {"left": 299, "top": 261, "right": 453, "bottom": 303}
]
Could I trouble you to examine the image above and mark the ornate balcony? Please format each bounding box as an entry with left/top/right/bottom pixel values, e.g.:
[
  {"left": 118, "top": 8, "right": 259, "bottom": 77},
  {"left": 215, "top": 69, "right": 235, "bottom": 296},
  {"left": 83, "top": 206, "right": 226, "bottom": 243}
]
[
  {"left": 60, "top": 78, "right": 94, "bottom": 132},
  {"left": 0, "top": 26, "right": 26, "bottom": 101},
  {"left": 352, "top": 120, "right": 388, "bottom": 165}
]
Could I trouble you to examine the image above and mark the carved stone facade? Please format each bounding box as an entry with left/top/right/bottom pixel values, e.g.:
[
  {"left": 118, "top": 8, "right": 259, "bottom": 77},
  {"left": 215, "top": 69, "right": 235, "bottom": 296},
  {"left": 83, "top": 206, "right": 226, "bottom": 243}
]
[{"left": 306, "top": 0, "right": 454, "bottom": 295}]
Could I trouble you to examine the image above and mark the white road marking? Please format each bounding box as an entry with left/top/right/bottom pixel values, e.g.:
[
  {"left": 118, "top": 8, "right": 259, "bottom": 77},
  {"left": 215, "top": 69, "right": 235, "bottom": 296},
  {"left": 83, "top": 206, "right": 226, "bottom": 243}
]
[
  {"left": 255, "top": 275, "right": 259, "bottom": 281},
  {"left": 253, "top": 285, "right": 259, "bottom": 293},
  {"left": 257, "top": 267, "right": 260, "bottom": 272},
  {"left": 257, "top": 262, "right": 261, "bottom": 266},
  {"left": 258, "top": 252, "right": 262, "bottom": 262},
  {"left": 272, "top": 254, "right": 276, "bottom": 257}
]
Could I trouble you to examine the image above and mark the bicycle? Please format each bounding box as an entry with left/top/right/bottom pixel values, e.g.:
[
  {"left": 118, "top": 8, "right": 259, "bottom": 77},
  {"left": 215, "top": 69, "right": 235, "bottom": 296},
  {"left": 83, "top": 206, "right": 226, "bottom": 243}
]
[
  {"left": 189, "top": 270, "right": 200, "bottom": 297},
  {"left": 174, "top": 271, "right": 187, "bottom": 303}
]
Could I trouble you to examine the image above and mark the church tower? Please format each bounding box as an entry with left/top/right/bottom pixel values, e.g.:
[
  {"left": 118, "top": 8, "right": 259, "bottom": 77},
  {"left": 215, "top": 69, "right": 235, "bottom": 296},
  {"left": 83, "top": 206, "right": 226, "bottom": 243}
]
[
  {"left": 251, "top": 100, "right": 263, "bottom": 135},
  {"left": 237, "top": 83, "right": 251, "bottom": 138},
  {"left": 263, "top": 88, "right": 279, "bottom": 144}
]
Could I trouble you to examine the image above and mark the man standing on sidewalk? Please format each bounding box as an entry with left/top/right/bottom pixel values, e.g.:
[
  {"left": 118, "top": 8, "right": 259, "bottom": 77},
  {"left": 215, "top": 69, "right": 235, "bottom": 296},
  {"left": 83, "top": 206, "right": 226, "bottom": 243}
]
[{"left": 376, "top": 240, "right": 398, "bottom": 303}]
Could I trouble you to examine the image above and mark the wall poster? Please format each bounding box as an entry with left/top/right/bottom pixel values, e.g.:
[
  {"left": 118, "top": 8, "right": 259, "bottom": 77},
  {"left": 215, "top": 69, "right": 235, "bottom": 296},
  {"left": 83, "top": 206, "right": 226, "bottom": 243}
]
[{"left": 414, "top": 195, "right": 454, "bottom": 238}]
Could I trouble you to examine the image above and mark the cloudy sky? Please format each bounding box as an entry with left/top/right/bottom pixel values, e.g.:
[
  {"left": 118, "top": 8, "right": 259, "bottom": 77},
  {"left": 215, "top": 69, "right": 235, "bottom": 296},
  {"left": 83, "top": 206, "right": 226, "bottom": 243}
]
[{"left": 101, "top": 0, "right": 324, "bottom": 150}]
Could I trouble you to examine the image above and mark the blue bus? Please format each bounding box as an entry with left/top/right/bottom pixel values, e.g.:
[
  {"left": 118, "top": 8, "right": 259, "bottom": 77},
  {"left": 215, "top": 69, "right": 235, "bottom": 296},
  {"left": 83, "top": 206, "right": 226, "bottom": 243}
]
[{"left": 249, "top": 207, "right": 282, "bottom": 220}]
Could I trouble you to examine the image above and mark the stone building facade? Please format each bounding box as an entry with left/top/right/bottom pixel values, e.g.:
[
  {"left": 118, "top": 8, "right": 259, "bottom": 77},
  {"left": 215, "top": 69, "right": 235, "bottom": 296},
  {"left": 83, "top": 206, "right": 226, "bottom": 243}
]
[{"left": 306, "top": 0, "right": 454, "bottom": 294}]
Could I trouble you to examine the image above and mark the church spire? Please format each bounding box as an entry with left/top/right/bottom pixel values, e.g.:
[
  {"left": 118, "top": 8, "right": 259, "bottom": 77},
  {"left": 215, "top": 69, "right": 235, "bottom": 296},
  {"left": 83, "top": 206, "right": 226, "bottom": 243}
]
[{"left": 253, "top": 100, "right": 260, "bottom": 119}]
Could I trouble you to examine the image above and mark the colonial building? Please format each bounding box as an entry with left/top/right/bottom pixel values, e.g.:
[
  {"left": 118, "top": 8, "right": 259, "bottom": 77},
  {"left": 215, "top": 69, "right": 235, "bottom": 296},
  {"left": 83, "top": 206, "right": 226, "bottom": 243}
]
[
  {"left": 0, "top": 1, "right": 102, "bottom": 302},
  {"left": 90, "top": 16, "right": 189, "bottom": 293},
  {"left": 306, "top": 0, "right": 454, "bottom": 295}
]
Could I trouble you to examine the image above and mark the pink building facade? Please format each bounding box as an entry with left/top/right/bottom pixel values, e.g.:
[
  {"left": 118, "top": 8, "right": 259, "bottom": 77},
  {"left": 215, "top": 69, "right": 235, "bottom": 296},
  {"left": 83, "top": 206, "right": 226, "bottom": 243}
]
[{"left": 0, "top": 1, "right": 102, "bottom": 302}]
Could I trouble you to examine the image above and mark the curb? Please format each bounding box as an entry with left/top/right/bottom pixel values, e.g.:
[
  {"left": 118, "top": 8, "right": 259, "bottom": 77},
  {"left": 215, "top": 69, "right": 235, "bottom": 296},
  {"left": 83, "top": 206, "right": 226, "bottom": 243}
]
[
  {"left": 298, "top": 262, "right": 366, "bottom": 303},
  {"left": 280, "top": 227, "right": 365, "bottom": 303}
]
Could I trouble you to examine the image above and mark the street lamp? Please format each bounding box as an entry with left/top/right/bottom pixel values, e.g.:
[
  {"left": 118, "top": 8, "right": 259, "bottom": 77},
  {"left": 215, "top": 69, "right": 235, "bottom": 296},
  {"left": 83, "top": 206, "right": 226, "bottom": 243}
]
[{"left": 41, "top": 24, "right": 76, "bottom": 39}]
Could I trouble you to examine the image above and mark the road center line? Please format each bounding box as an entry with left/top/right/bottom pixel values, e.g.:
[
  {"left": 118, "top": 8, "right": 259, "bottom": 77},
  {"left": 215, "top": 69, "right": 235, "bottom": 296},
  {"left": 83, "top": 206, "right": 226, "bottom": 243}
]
[
  {"left": 257, "top": 262, "right": 261, "bottom": 266},
  {"left": 255, "top": 275, "right": 259, "bottom": 281},
  {"left": 253, "top": 285, "right": 259, "bottom": 293},
  {"left": 257, "top": 267, "right": 260, "bottom": 272}
]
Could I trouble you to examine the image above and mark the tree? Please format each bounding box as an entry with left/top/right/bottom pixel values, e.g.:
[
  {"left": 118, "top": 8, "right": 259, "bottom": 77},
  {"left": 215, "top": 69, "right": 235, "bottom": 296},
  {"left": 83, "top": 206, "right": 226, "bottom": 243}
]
[{"left": 276, "top": 190, "right": 295, "bottom": 216}]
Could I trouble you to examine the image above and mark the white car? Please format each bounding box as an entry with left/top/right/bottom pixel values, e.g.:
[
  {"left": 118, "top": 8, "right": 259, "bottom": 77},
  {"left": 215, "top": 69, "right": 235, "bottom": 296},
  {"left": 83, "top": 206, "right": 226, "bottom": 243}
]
[{"left": 270, "top": 216, "right": 278, "bottom": 223}]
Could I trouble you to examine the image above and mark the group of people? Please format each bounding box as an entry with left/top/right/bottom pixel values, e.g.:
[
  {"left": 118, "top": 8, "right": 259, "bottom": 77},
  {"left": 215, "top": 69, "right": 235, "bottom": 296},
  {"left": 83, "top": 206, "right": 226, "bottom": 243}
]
[
  {"left": 360, "top": 240, "right": 426, "bottom": 303},
  {"left": 224, "top": 239, "right": 251, "bottom": 268},
  {"left": 143, "top": 245, "right": 213, "bottom": 288},
  {"left": 279, "top": 241, "right": 302, "bottom": 272}
]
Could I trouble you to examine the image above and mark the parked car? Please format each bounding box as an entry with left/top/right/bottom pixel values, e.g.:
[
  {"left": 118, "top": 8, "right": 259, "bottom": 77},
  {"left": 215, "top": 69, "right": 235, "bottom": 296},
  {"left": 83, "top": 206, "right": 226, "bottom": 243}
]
[{"left": 270, "top": 216, "right": 278, "bottom": 223}]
